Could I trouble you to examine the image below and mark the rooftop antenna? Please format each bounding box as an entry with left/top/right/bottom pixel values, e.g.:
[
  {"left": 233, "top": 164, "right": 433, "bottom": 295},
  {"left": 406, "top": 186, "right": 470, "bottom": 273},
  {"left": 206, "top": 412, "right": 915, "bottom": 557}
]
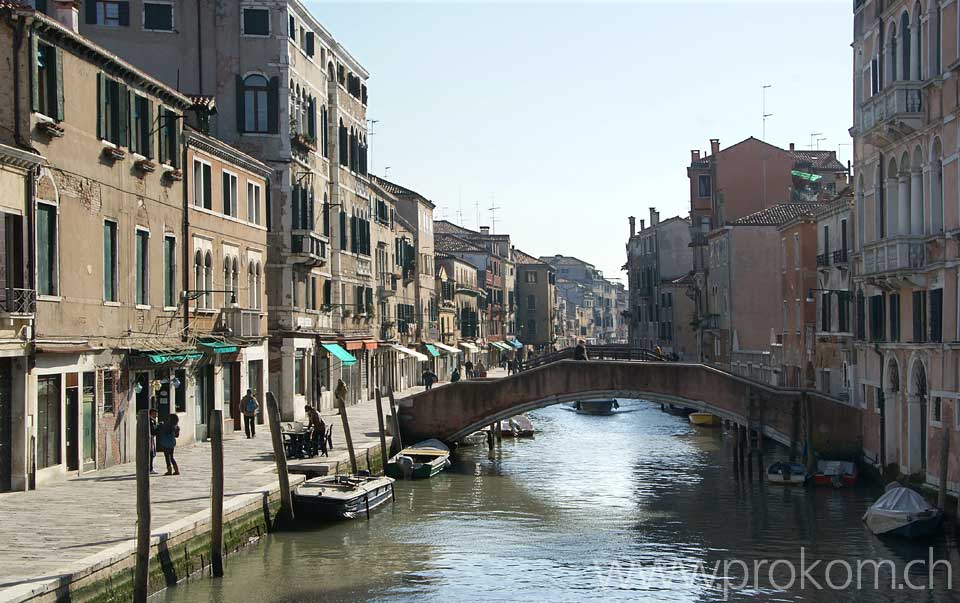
[
  {"left": 366, "top": 119, "right": 379, "bottom": 172},
  {"left": 489, "top": 196, "right": 501, "bottom": 234},
  {"left": 457, "top": 189, "right": 464, "bottom": 226},
  {"left": 384, "top": 166, "right": 391, "bottom": 179},
  {"left": 808, "top": 132, "right": 822, "bottom": 150},
  {"left": 762, "top": 84, "right": 772, "bottom": 141},
  {"left": 474, "top": 200, "right": 480, "bottom": 231},
  {"left": 816, "top": 136, "right": 827, "bottom": 150}
]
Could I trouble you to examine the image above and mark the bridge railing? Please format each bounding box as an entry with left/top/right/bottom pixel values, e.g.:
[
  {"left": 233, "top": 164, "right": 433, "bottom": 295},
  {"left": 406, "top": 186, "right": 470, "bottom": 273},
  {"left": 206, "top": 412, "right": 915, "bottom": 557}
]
[{"left": 524, "top": 345, "right": 664, "bottom": 370}]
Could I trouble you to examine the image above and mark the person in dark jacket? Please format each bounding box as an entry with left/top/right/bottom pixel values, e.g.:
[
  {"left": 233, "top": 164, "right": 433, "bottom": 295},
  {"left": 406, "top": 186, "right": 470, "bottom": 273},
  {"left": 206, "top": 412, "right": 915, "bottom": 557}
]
[
  {"left": 148, "top": 408, "right": 159, "bottom": 475},
  {"left": 464, "top": 360, "right": 474, "bottom": 379},
  {"left": 451, "top": 367, "right": 461, "bottom": 383},
  {"left": 422, "top": 369, "right": 438, "bottom": 390},
  {"left": 573, "top": 340, "right": 589, "bottom": 361},
  {"left": 157, "top": 414, "right": 180, "bottom": 475}
]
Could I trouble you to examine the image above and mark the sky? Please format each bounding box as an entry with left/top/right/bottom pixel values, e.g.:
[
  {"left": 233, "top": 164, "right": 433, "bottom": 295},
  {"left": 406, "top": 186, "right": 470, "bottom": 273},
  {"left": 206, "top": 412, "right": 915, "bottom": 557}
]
[{"left": 308, "top": 1, "right": 854, "bottom": 280}]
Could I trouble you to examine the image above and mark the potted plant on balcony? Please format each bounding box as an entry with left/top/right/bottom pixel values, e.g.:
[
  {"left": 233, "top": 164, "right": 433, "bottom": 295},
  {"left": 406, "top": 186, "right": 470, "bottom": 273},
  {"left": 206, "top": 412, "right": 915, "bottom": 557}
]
[
  {"left": 291, "top": 132, "right": 317, "bottom": 152},
  {"left": 320, "top": 303, "right": 332, "bottom": 314},
  {"left": 365, "top": 303, "right": 376, "bottom": 318},
  {"left": 342, "top": 307, "right": 353, "bottom": 318}
]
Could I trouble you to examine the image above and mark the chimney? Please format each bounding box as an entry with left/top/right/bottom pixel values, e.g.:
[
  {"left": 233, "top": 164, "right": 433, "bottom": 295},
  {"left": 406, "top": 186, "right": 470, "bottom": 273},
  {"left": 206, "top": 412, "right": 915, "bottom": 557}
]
[
  {"left": 639, "top": 219, "right": 645, "bottom": 231},
  {"left": 649, "top": 207, "right": 659, "bottom": 227},
  {"left": 628, "top": 216, "right": 636, "bottom": 237},
  {"left": 691, "top": 150, "right": 701, "bottom": 163},
  {"left": 709, "top": 138, "right": 720, "bottom": 156},
  {"left": 53, "top": 0, "right": 80, "bottom": 33},
  {"left": 479, "top": 226, "right": 490, "bottom": 235},
  {"left": 788, "top": 142, "right": 795, "bottom": 152}
]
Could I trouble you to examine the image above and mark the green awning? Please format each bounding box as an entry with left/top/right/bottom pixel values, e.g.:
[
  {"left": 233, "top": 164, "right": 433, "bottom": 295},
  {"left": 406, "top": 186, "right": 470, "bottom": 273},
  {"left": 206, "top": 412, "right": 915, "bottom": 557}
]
[
  {"left": 424, "top": 344, "right": 440, "bottom": 358},
  {"left": 508, "top": 339, "right": 523, "bottom": 349},
  {"left": 322, "top": 343, "right": 357, "bottom": 365},
  {"left": 199, "top": 341, "right": 238, "bottom": 354},
  {"left": 791, "top": 170, "right": 822, "bottom": 182},
  {"left": 149, "top": 352, "right": 203, "bottom": 364},
  {"left": 490, "top": 341, "right": 511, "bottom": 351}
]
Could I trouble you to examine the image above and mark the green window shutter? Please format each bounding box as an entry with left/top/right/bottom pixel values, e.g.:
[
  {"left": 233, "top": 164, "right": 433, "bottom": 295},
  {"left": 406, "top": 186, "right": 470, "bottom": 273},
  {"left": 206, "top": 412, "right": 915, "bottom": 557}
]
[
  {"left": 308, "top": 96, "right": 316, "bottom": 139},
  {"left": 30, "top": 34, "right": 39, "bottom": 113},
  {"left": 173, "top": 115, "right": 182, "bottom": 168},
  {"left": 96, "top": 73, "right": 105, "bottom": 139},
  {"left": 267, "top": 76, "right": 279, "bottom": 134},
  {"left": 158, "top": 108, "right": 168, "bottom": 164},
  {"left": 128, "top": 92, "right": 138, "bottom": 152},
  {"left": 118, "top": 84, "right": 129, "bottom": 147},
  {"left": 54, "top": 47, "right": 64, "bottom": 121},
  {"left": 145, "top": 99, "right": 154, "bottom": 159},
  {"left": 235, "top": 76, "right": 245, "bottom": 133}
]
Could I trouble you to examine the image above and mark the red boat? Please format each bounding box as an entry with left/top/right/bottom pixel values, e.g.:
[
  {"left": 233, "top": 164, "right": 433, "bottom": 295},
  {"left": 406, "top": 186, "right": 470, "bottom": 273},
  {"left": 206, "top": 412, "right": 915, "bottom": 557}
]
[{"left": 813, "top": 461, "right": 858, "bottom": 487}]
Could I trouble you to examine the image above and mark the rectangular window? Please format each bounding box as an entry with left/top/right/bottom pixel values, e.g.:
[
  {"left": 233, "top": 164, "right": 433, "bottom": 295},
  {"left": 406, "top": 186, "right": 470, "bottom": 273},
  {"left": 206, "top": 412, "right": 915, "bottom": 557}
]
[
  {"left": 222, "top": 171, "right": 238, "bottom": 217},
  {"left": 527, "top": 295, "right": 536, "bottom": 310},
  {"left": 143, "top": 2, "right": 173, "bottom": 31},
  {"left": 135, "top": 229, "right": 149, "bottom": 306},
  {"left": 37, "top": 203, "right": 57, "bottom": 296},
  {"left": 524, "top": 271, "right": 537, "bottom": 283},
  {"left": 528, "top": 319, "right": 537, "bottom": 335},
  {"left": 92, "top": 1, "right": 129, "bottom": 27},
  {"left": 912, "top": 290, "right": 927, "bottom": 343},
  {"left": 930, "top": 288, "right": 943, "bottom": 343},
  {"left": 34, "top": 41, "right": 63, "bottom": 120},
  {"left": 309, "top": 276, "right": 317, "bottom": 310},
  {"left": 242, "top": 7, "right": 270, "bottom": 36},
  {"left": 793, "top": 234, "right": 800, "bottom": 270},
  {"left": 193, "top": 160, "right": 212, "bottom": 209},
  {"left": 889, "top": 293, "right": 900, "bottom": 342},
  {"left": 163, "top": 235, "right": 176, "bottom": 308},
  {"left": 795, "top": 300, "right": 801, "bottom": 334},
  {"left": 294, "top": 350, "right": 305, "bottom": 396},
  {"left": 157, "top": 107, "right": 179, "bottom": 167},
  {"left": 870, "top": 294, "right": 886, "bottom": 342},
  {"left": 102, "top": 370, "right": 115, "bottom": 414},
  {"left": 291, "top": 274, "right": 299, "bottom": 308},
  {"left": 288, "top": 15, "right": 296, "bottom": 40},
  {"left": 247, "top": 182, "right": 261, "bottom": 225},
  {"left": 821, "top": 293, "right": 830, "bottom": 332},
  {"left": 838, "top": 293, "right": 849, "bottom": 333},
  {"left": 97, "top": 74, "right": 127, "bottom": 146},
  {"left": 174, "top": 369, "right": 186, "bottom": 412},
  {"left": 697, "top": 174, "right": 711, "bottom": 197},
  {"left": 103, "top": 220, "right": 117, "bottom": 301},
  {"left": 129, "top": 94, "right": 153, "bottom": 157}
]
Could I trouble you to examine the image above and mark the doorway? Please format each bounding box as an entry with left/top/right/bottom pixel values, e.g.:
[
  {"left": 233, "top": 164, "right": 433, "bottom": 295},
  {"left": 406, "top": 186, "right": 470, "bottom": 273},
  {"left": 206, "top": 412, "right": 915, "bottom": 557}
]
[
  {"left": 65, "top": 373, "right": 79, "bottom": 472},
  {"left": 908, "top": 359, "right": 928, "bottom": 476},
  {"left": 224, "top": 362, "right": 241, "bottom": 431},
  {"left": 247, "top": 360, "right": 264, "bottom": 424},
  {"left": 0, "top": 359, "right": 12, "bottom": 491},
  {"left": 81, "top": 372, "right": 96, "bottom": 471},
  {"left": 195, "top": 364, "right": 213, "bottom": 441}
]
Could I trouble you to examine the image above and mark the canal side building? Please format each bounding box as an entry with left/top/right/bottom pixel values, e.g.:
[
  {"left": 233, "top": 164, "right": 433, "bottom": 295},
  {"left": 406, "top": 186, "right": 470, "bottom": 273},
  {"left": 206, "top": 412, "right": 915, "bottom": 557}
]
[{"left": 513, "top": 249, "right": 556, "bottom": 352}]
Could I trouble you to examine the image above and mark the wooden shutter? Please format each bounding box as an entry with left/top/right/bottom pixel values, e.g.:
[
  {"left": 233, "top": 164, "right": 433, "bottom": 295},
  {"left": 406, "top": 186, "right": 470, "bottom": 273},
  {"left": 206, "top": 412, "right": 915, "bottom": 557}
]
[
  {"left": 267, "top": 76, "right": 279, "bottom": 134},
  {"left": 306, "top": 31, "right": 315, "bottom": 57},
  {"left": 118, "top": 1, "right": 130, "bottom": 26},
  {"left": 235, "top": 76, "right": 245, "bottom": 133},
  {"left": 145, "top": 99, "right": 154, "bottom": 159},
  {"left": 158, "top": 108, "right": 168, "bottom": 164},
  {"left": 30, "top": 34, "right": 39, "bottom": 112},
  {"left": 85, "top": 0, "right": 97, "bottom": 24},
  {"left": 96, "top": 73, "right": 106, "bottom": 139},
  {"left": 117, "top": 83, "right": 129, "bottom": 147},
  {"left": 307, "top": 96, "right": 316, "bottom": 139},
  {"left": 54, "top": 47, "right": 64, "bottom": 121}
]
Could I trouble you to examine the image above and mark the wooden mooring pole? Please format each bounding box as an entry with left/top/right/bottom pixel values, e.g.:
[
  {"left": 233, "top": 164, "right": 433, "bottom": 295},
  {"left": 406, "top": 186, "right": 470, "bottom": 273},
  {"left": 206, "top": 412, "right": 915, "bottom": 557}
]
[
  {"left": 209, "top": 410, "right": 224, "bottom": 578},
  {"left": 134, "top": 409, "right": 151, "bottom": 603},
  {"left": 374, "top": 387, "right": 389, "bottom": 474},
  {"left": 266, "top": 392, "right": 294, "bottom": 524},
  {"left": 335, "top": 382, "right": 358, "bottom": 474}
]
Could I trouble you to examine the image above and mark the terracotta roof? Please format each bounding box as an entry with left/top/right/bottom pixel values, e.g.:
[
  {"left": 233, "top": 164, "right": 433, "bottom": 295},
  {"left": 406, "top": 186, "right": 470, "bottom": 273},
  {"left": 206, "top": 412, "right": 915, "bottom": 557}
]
[
  {"left": 435, "top": 233, "right": 486, "bottom": 254},
  {"left": 732, "top": 203, "right": 825, "bottom": 226},
  {"left": 790, "top": 150, "right": 846, "bottom": 172},
  {"left": 434, "top": 220, "right": 475, "bottom": 236},
  {"left": 368, "top": 175, "right": 432, "bottom": 206},
  {"left": 513, "top": 249, "right": 549, "bottom": 267}
]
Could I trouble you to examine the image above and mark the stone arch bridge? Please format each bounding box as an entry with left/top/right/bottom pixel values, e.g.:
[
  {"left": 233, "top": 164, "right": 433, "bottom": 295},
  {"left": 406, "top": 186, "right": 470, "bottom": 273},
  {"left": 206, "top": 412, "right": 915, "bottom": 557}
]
[{"left": 396, "top": 360, "right": 862, "bottom": 457}]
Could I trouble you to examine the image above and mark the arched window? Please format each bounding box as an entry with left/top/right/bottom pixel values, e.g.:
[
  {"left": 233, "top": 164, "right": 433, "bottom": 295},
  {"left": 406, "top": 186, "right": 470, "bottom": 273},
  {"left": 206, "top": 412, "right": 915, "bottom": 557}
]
[
  {"left": 223, "top": 256, "right": 232, "bottom": 302},
  {"left": 931, "top": 138, "right": 943, "bottom": 233},
  {"left": 248, "top": 261, "right": 256, "bottom": 308},
  {"left": 242, "top": 74, "right": 269, "bottom": 133},
  {"left": 255, "top": 262, "right": 263, "bottom": 309},
  {"left": 231, "top": 257, "right": 240, "bottom": 302},
  {"left": 935, "top": 1, "right": 942, "bottom": 74},
  {"left": 913, "top": 2, "right": 922, "bottom": 79},
  {"left": 889, "top": 24, "right": 898, "bottom": 83},
  {"left": 338, "top": 119, "right": 348, "bottom": 165},
  {"left": 203, "top": 251, "right": 213, "bottom": 309},
  {"left": 901, "top": 11, "right": 911, "bottom": 81},
  {"left": 194, "top": 250, "right": 203, "bottom": 304}
]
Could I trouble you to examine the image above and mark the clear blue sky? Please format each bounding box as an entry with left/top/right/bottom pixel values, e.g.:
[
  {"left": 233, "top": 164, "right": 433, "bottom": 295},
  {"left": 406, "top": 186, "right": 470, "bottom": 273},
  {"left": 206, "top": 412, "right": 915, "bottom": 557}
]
[{"left": 309, "top": 1, "right": 853, "bottom": 279}]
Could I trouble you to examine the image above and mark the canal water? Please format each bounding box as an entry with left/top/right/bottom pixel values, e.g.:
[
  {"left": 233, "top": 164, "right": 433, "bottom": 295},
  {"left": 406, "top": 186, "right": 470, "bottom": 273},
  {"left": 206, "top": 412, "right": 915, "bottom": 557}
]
[{"left": 157, "top": 400, "right": 958, "bottom": 602}]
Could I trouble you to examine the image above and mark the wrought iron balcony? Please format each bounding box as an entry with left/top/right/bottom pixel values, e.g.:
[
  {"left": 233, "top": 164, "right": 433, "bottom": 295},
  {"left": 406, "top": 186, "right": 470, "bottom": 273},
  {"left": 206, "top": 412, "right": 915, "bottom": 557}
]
[
  {"left": 219, "top": 307, "right": 262, "bottom": 338},
  {"left": 861, "top": 236, "right": 926, "bottom": 276},
  {"left": 290, "top": 230, "right": 327, "bottom": 266},
  {"left": 832, "top": 249, "right": 848, "bottom": 265},
  {"left": 816, "top": 253, "right": 830, "bottom": 267},
  {"left": 0, "top": 288, "right": 36, "bottom": 317},
  {"left": 858, "top": 81, "right": 924, "bottom": 145}
]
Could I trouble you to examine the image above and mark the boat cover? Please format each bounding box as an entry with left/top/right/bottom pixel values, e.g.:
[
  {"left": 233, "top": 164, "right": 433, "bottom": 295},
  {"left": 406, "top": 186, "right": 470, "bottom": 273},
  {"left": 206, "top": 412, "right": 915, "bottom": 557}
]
[
  {"left": 817, "top": 461, "right": 856, "bottom": 476},
  {"left": 863, "top": 487, "right": 936, "bottom": 535},
  {"left": 410, "top": 438, "right": 449, "bottom": 453}
]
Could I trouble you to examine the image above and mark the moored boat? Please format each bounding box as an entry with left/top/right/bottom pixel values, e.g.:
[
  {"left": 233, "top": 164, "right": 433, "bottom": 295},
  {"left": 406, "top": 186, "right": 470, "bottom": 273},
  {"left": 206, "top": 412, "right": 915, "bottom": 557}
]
[
  {"left": 767, "top": 461, "right": 809, "bottom": 485},
  {"left": 500, "top": 415, "right": 535, "bottom": 437},
  {"left": 386, "top": 439, "right": 451, "bottom": 479},
  {"left": 863, "top": 486, "right": 942, "bottom": 539},
  {"left": 293, "top": 473, "right": 395, "bottom": 520},
  {"left": 572, "top": 399, "right": 619, "bottom": 415},
  {"left": 813, "top": 460, "right": 858, "bottom": 488},
  {"left": 663, "top": 404, "right": 692, "bottom": 417},
  {"left": 688, "top": 412, "right": 719, "bottom": 426}
]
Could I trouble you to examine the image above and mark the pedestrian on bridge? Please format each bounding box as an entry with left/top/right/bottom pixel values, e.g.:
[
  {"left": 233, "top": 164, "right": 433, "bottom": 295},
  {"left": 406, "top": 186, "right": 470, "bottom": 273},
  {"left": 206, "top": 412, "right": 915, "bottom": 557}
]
[
  {"left": 573, "top": 340, "right": 589, "bottom": 361},
  {"left": 464, "top": 359, "right": 474, "bottom": 379},
  {"left": 422, "top": 368, "right": 438, "bottom": 390}
]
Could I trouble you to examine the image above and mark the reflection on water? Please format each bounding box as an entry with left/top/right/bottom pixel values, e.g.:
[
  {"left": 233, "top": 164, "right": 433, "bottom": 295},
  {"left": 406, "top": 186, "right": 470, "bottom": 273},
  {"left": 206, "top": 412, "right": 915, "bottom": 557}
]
[{"left": 157, "top": 401, "right": 958, "bottom": 602}]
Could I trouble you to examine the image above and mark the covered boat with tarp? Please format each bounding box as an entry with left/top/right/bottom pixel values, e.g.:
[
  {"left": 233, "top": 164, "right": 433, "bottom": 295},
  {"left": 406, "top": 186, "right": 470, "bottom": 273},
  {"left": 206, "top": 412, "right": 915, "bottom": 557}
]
[{"left": 863, "top": 486, "right": 942, "bottom": 539}]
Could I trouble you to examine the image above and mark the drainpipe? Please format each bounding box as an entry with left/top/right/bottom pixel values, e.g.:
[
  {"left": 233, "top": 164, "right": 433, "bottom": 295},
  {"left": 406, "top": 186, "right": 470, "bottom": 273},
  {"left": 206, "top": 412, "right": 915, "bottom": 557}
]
[{"left": 181, "top": 136, "right": 190, "bottom": 341}]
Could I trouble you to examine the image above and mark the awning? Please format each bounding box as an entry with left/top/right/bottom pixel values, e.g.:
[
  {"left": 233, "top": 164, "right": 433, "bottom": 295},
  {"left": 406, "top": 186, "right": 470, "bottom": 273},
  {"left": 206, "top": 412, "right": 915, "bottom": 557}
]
[
  {"left": 507, "top": 339, "right": 523, "bottom": 349},
  {"left": 791, "top": 169, "right": 822, "bottom": 182},
  {"left": 389, "top": 343, "right": 429, "bottom": 362},
  {"left": 341, "top": 340, "right": 364, "bottom": 351},
  {"left": 458, "top": 342, "right": 479, "bottom": 352},
  {"left": 149, "top": 352, "right": 203, "bottom": 364},
  {"left": 424, "top": 344, "right": 440, "bottom": 358},
  {"left": 322, "top": 343, "right": 357, "bottom": 365},
  {"left": 490, "top": 341, "right": 511, "bottom": 351},
  {"left": 432, "top": 342, "right": 461, "bottom": 355},
  {"left": 363, "top": 341, "right": 378, "bottom": 350},
  {"left": 199, "top": 341, "right": 238, "bottom": 354}
]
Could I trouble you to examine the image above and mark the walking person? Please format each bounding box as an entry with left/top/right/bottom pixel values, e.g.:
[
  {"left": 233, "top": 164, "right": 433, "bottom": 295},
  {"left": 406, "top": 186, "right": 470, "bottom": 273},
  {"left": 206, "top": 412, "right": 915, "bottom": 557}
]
[
  {"left": 451, "top": 366, "right": 462, "bottom": 383},
  {"left": 158, "top": 414, "right": 180, "bottom": 475},
  {"left": 422, "top": 368, "right": 438, "bottom": 390},
  {"left": 464, "top": 359, "right": 473, "bottom": 379},
  {"left": 573, "top": 339, "right": 589, "bottom": 361},
  {"left": 241, "top": 389, "right": 260, "bottom": 438},
  {"left": 148, "top": 408, "right": 159, "bottom": 475}
]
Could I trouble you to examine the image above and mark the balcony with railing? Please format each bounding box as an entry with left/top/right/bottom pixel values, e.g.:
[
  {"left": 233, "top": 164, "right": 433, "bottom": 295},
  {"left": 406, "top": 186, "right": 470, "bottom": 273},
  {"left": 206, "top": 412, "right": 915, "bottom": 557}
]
[
  {"left": 377, "top": 272, "right": 397, "bottom": 298},
  {"left": 0, "top": 288, "right": 36, "bottom": 317},
  {"left": 816, "top": 253, "right": 830, "bottom": 268},
  {"left": 219, "top": 307, "right": 263, "bottom": 338},
  {"left": 290, "top": 231, "right": 327, "bottom": 266},
  {"left": 858, "top": 81, "right": 924, "bottom": 144},
  {"left": 861, "top": 236, "right": 926, "bottom": 276},
  {"left": 832, "top": 249, "right": 849, "bottom": 266}
]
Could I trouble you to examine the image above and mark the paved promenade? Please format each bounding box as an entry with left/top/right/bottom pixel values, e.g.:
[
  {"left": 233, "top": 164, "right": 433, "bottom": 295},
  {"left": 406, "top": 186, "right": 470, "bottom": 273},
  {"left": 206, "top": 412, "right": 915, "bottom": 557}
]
[{"left": 0, "top": 388, "right": 399, "bottom": 600}]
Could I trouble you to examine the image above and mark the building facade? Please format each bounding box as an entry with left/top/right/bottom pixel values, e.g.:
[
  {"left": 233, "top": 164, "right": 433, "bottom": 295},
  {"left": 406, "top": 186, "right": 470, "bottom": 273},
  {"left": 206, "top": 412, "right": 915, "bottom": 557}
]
[{"left": 513, "top": 249, "right": 556, "bottom": 351}]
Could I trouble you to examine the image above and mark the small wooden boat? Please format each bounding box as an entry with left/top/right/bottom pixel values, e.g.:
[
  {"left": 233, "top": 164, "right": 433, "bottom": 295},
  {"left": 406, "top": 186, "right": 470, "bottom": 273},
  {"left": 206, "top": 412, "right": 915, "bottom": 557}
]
[
  {"left": 572, "top": 400, "right": 619, "bottom": 415},
  {"left": 767, "top": 461, "right": 809, "bottom": 485},
  {"left": 500, "top": 415, "right": 535, "bottom": 437},
  {"left": 663, "top": 404, "right": 692, "bottom": 417},
  {"left": 386, "top": 438, "right": 451, "bottom": 479},
  {"left": 863, "top": 486, "right": 942, "bottom": 538},
  {"left": 813, "top": 460, "right": 858, "bottom": 488},
  {"left": 293, "top": 473, "right": 395, "bottom": 520},
  {"left": 688, "top": 412, "right": 719, "bottom": 426}
]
